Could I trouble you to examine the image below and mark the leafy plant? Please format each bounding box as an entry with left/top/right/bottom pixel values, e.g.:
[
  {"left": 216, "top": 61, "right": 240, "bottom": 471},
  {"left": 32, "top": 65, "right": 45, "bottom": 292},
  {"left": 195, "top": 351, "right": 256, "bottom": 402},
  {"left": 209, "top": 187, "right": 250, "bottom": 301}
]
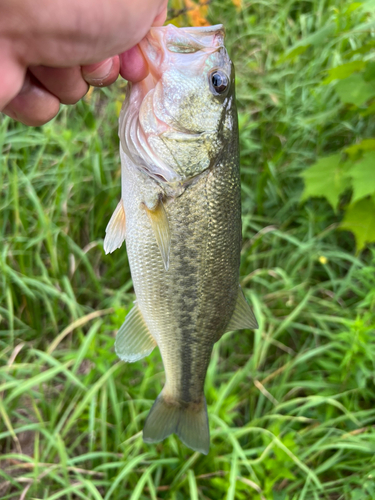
[{"left": 300, "top": 1, "right": 375, "bottom": 250}]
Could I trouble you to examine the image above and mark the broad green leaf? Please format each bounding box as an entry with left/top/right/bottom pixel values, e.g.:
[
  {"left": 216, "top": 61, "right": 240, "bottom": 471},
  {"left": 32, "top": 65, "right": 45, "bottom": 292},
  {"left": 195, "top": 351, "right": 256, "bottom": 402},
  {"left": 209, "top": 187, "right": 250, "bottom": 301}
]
[
  {"left": 362, "top": 0, "right": 375, "bottom": 12},
  {"left": 323, "top": 61, "right": 366, "bottom": 84},
  {"left": 364, "top": 61, "right": 375, "bottom": 82},
  {"left": 346, "top": 2, "right": 364, "bottom": 12},
  {"left": 347, "top": 152, "right": 375, "bottom": 203},
  {"left": 341, "top": 198, "right": 375, "bottom": 251},
  {"left": 345, "top": 139, "right": 375, "bottom": 158},
  {"left": 335, "top": 74, "right": 375, "bottom": 107},
  {"left": 301, "top": 154, "right": 350, "bottom": 209}
]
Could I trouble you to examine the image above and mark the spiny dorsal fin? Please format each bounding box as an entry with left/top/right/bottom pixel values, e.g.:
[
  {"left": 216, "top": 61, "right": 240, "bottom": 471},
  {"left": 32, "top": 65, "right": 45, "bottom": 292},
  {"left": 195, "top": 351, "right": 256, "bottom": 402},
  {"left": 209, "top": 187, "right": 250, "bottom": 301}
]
[
  {"left": 143, "top": 199, "right": 171, "bottom": 271},
  {"left": 115, "top": 303, "right": 157, "bottom": 363},
  {"left": 104, "top": 200, "right": 126, "bottom": 254},
  {"left": 225, "top": 286, "right": 258, "bottom": 332}
]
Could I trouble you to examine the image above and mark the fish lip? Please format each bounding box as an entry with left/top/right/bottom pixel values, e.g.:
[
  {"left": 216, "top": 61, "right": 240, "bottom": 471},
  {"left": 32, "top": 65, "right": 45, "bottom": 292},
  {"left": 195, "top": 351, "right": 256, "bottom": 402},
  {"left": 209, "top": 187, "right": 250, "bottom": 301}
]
[
  {"left": 180, "top": 24, "right": 225, "bottom": 33},
  {"left": 149, "top": 23, "right": 225, "bottom": 36},
  {"left": 143, "top": 24, "right": 226, "bottom": 64}
]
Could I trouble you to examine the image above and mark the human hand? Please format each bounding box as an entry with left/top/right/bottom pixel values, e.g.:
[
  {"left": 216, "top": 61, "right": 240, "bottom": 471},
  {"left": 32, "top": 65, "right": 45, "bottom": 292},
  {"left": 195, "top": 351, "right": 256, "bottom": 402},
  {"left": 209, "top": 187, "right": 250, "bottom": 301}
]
[{"left": 0, "top": 0, "right": 168, "bottom": 126}]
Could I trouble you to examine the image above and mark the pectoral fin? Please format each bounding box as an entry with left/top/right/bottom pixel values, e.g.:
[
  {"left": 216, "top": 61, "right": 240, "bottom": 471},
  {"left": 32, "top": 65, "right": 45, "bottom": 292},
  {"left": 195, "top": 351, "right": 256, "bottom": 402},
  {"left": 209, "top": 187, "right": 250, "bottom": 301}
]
[
  {"left": 104, "top": 200, "right": 126, "bottom": 254},
  {"left": 143, "top": 199, "right": 171, "bottom": 271},
  {"left": 115, "top": 303, "right": 157, "bottom": 363},
  {"left": 225, "top": 286, "right": 258, "bottom": 332}
]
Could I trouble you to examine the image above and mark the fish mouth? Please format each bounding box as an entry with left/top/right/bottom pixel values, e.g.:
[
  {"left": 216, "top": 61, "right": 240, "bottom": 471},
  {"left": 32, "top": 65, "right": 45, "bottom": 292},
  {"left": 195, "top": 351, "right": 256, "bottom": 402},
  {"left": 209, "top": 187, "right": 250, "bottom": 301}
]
[
  {"left": 145, "top": 24, "right": 225, "bottom": 59},
  {"left": 180, "top": 24, "right": 225, "bottom": 34}
]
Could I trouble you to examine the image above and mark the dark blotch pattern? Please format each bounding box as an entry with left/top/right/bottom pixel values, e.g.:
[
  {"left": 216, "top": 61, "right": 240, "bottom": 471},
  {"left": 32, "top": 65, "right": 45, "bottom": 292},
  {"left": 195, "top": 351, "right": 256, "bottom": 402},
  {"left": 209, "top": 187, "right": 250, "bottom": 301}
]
[{"left": 126, "top": 107, "right": 241, "bottom": 407}]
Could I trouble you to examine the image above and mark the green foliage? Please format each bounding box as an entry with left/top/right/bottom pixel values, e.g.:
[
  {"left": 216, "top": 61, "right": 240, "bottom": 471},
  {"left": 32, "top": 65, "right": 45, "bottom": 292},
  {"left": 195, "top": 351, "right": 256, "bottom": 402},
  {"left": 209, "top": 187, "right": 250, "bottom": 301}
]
[
  {"left": 301, "top": 149, "right": 375, "bottom": 249},
  {"left": 348, "top": 152, "right": 375, "bottom": 203},
  {"left": 299, "top": 1, "right": 375, "bottom": 250},
  {"left": 1, "top": 1, "right": 375, "bottom": 499},
  {"left": 301, "top": 154, "right": 351, "bottom": 209},
  {"left": 341, "top": 198, "right": 375, "bottom": 251}
]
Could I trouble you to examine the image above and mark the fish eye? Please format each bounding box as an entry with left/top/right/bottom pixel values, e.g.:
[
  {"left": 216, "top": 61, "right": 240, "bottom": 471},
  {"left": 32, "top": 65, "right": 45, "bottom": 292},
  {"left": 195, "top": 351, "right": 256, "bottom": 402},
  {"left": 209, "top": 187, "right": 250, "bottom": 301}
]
[{"left": 209, "top": 70, "right": 229, "bottom": 95}]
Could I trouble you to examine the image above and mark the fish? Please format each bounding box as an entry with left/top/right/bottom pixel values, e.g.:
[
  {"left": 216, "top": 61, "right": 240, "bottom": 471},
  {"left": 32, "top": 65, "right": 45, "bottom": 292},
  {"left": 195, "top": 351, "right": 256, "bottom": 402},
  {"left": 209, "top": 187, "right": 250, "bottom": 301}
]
[{"left": 104, "top": 24, "right": 258, "bottom": 455}]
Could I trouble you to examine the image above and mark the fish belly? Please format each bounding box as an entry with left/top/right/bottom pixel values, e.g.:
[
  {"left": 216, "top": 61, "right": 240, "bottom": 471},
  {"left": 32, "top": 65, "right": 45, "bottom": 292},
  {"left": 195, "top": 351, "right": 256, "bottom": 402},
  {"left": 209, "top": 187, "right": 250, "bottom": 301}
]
[{"left": 122, "top": 145, "right": 241, "bottom": 406}]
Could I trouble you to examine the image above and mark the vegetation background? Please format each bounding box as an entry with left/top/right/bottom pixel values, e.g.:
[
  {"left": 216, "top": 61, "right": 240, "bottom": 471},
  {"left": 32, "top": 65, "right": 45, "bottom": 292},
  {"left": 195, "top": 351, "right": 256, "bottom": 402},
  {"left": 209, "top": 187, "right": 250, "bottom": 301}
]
[{"left": 1, "top": 0, "right": 375, "bottom": 498}]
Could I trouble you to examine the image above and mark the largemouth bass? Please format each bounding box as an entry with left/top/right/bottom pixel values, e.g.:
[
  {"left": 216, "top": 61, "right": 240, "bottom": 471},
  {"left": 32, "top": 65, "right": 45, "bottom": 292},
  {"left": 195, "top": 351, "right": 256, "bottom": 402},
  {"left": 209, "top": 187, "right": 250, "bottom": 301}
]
[{"left": 104, "top": 24, "right": 257, "bottom": 455}]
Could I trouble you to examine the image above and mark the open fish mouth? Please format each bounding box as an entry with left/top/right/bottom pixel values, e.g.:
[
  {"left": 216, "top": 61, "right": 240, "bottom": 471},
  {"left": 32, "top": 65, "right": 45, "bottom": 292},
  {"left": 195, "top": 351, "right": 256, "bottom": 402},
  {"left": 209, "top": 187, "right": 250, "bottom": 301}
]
[{"left": 118, "top": 24, "right": 230, "bottom": 185}]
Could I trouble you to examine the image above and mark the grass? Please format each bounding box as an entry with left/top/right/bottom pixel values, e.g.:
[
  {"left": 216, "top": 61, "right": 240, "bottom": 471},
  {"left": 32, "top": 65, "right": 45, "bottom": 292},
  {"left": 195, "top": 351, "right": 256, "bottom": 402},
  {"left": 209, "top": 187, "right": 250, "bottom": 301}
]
[{"left": 1, "top": 0, "right": 375, "bottom": 498}]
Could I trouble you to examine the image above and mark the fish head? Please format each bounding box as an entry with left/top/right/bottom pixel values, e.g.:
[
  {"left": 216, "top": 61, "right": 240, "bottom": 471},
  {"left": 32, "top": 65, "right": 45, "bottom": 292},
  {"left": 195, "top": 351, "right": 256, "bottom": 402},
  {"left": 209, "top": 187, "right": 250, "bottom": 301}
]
[{"left": 119, "top": 24, "right": 236, "bottom": 186}]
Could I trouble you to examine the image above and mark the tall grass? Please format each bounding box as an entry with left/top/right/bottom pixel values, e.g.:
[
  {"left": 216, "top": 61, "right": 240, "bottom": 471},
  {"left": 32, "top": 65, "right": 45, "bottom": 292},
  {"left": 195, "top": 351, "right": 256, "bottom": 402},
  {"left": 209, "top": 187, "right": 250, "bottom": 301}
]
[{"left": 1, "top": 1, "right": 375, "bottom": 499}]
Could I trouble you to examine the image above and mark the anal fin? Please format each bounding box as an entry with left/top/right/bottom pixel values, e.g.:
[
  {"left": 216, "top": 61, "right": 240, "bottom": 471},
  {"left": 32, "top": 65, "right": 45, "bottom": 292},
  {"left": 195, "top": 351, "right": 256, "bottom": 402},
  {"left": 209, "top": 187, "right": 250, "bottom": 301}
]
[
  {"left": 104, "top": 200, "right": 126, "bottom": 254},
  {"left": 115, "top": 303, "right": 157, "bottom": 363},
  {"left": 225, "top": 286, "right": 258, "bottom": 332},
  {"left": 143, "top": 199, "right": 171, "bottom": 271}
]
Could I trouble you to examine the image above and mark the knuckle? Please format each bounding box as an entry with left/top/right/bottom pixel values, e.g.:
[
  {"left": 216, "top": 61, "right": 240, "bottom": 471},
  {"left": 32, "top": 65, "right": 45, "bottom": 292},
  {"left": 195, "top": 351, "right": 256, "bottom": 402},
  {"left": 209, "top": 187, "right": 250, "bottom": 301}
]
[{"left": 59, "top": 85, "right": 89, "bottom": 105}]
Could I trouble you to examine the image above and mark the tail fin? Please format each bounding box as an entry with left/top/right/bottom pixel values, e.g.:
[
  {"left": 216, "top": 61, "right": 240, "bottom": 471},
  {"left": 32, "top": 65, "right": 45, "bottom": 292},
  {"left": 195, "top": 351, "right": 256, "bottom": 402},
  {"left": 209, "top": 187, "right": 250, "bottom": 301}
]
[{"left": 143, "top": 392, "right": 210, "bottom": 455}]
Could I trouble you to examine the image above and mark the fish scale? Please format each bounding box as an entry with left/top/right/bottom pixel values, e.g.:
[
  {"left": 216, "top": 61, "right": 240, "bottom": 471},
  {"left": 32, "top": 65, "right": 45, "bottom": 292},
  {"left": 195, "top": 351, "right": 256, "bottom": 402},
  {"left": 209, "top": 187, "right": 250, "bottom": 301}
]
[{"left": 104, "top": 24, "right": 258, "bottom": 454}]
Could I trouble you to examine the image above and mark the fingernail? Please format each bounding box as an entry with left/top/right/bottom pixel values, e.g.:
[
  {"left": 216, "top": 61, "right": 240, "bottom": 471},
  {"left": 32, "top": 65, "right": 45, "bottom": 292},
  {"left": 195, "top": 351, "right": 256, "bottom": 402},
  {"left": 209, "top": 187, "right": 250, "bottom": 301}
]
[{"left": 84, "top": 58, "right": 114, "bottom": 83}]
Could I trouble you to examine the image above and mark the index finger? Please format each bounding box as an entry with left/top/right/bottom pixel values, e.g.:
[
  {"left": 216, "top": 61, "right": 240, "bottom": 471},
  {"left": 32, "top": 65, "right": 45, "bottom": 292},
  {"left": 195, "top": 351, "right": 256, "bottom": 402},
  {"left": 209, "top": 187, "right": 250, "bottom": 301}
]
[
  {"left": 153, "top": 0, "right": 168, "bottom": 26},
  {"left": 119, "top": 0, "right": 168, "bottom": 83}
]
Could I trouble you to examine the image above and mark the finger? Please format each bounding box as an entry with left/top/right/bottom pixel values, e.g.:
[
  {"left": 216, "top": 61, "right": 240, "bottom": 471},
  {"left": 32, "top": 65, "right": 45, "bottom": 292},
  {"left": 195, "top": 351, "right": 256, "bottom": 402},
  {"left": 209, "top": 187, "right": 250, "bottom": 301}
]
[
  {"left": 82, "top": 56, "right": 120, "bottom": 87},
  {"left": 119, "top": 45, "right": 149, "bottom": 83},
  {"left": 119, "top": 0, "right": 168, "bottom": 84},
  {"left": 0, "top": 55, "right": 25, "bottom": 110},
  {"left": 30, "top": 66, "right": 89, "bottom": 105},
  {"left": 153, "top": 0, "right": 168, "bottom": 26},
  {"left": 2, "top": 72, "right": 60, "bottom": 126}
]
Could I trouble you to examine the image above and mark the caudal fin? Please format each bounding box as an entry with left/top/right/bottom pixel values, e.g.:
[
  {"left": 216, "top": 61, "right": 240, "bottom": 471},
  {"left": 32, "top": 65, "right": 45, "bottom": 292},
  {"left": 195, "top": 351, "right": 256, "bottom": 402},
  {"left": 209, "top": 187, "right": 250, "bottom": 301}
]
[{"left": 143, "top": 392, "right": 210, "bottom": 455}]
